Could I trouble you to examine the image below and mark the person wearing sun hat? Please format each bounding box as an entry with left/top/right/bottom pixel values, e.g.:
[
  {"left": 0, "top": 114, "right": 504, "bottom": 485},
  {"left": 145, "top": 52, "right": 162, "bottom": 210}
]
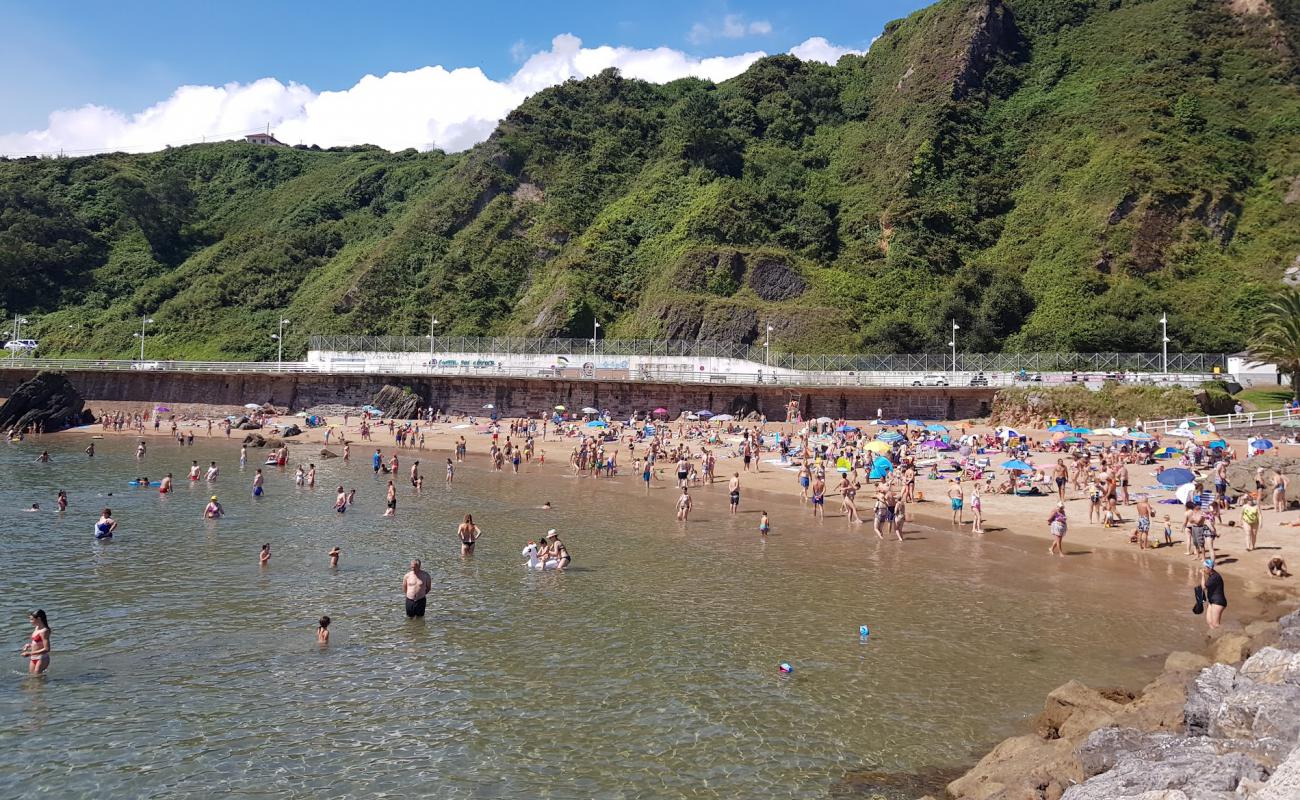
[
  {"left": 544, "top": 529, "right": 571, "bottom": 570},
  {"left": 203, "top": 495, "right": 224, "bottom": 519}
]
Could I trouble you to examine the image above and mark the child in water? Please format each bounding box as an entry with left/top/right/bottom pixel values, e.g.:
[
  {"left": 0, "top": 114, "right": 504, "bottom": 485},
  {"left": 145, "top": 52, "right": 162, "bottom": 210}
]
[
  {"left": 259, "top": 543, "right": 271, "bottom": 566},
  {"left": 329, "top": 547, "right": 340, "bottom": 568},
  {"left": 1162, "top": 515, "right": 1174, "bottom": 547},
  {"left": 759, "top": 511, "right": 770, "bottom": 537},
  {"left": 317, "top": 616, "right": 330, "bottom": 645}
]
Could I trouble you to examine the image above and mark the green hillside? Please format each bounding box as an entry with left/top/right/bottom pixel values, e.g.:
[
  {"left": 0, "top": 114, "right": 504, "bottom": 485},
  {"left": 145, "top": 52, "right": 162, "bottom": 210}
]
[{"left": 1, "top": 0, "right": 1297, "bottom": 360}]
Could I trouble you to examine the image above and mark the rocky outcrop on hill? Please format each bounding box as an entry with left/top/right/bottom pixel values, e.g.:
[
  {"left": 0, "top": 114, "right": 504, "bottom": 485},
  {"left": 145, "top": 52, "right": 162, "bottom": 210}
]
[
  {"left": 0, "top": 371, "right": 93, "bottom": 433},
  {"left": 948, "top": 608, "right": 1300, "bottom": 799},
  {"left": 372, "top": 385, "right": 423, "bottom": 419}
]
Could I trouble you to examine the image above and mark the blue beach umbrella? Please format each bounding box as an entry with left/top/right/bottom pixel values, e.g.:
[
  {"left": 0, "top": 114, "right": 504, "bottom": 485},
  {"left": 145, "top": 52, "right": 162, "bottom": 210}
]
[
  {"left": 1047, "top": 423, "right": 1072, "bottom": 432},
  {"left": 877, "top": 431, "right": 904, "bottom": 443},
  {"left": 869, "top": 457, "right": 894, "bottom": 480},
  {"left": 1255, "top": 439, "right": 1275, "bottom": 450},
  {"left": 1157, "top": 468, "right": 1195, "bottom": 487},
  {"left": 1206, "top": 440, "right": 1227, "bottom": 450},
  {"left": 926, "top": 423, "right": 948, "bottom": 432},
  {"left": 1001, "top": 459, "right": 1033, "bottom": 472},
  {"left": 585, "top": 420, "right": 608, "bottom": 428},
  {"left": 836, "top": 425, "right": 859, "bottom": 433},
  {"left": 881, "top": 419, "right": 905, "bottom": 426},
  {"left": 697, "top": 410, "right": 714, "bottom": 418},
  {"left": 1128, "top": 431, "right": 1155, "bottom": 441},
  {"left": 905, "top": 419, "right": 925, "bottom": 427},
  {"left": 1071, "top": 426, "right": 1092, "bottom": 434}
]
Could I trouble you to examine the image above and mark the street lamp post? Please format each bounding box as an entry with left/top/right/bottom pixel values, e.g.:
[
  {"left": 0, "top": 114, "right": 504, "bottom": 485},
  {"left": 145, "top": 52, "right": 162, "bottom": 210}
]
[
  {"left": 133, "top": 317, "right": 154, "bottom": 361},
  {"left": 9, "top": 316, "right": 28, "bottom": 361},
  {"left": 590, "top": 320, "right": 600, "bottom": 359},
  {"left": 274, "top": 318, "right": 290, "bottom": 372},
  {"left": 949, "top": 320, "right": 960, "bottom": 375},
  {"left": 764, "top": 324, "right": 774, "bottom": 368},
  {"left": 1160, "top": 313, "right": 1169, "bottom": 375},
  {"left": 429, "top": 315, "right": 440, "bottom": 372}
]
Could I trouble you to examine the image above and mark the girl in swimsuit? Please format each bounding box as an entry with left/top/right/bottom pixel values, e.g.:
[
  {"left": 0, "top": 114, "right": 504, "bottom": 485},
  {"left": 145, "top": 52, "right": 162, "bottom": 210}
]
[
  {"left": 458, "top": 514, "right": 480, "bottom": 555},
  {"left": 22, "top": 610, "right": 51, "bottom": 674},
  {"left": 970, "top": 485, "right": 984, "bottom": 534}
]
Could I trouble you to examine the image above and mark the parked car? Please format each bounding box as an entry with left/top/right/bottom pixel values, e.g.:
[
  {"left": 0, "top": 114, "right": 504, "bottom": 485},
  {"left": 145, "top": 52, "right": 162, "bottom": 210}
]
[
  {"left": 969, "top": 372, "right": 989, "bottom": 386},
  {"left": 3, "top": 339, "right": 38, "bottom": 352},
  {"left": 911, "top": 374, "right": 949, "bottom": 387},
  {"left": 130, "top": 361, "right": 162, "bottom": 370}
]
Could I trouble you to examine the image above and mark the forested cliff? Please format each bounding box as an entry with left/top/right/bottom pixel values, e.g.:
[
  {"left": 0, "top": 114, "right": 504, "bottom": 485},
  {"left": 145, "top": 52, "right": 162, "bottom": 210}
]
[{"left": 1, "top": 0, "right": 1297, "bottom": 359}]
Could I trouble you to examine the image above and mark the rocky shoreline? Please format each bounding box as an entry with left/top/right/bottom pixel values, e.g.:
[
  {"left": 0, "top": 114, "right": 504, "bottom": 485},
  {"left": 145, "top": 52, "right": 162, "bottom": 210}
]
[{"left": 940, "top": 595, "right": 1300, "bottom": 800}]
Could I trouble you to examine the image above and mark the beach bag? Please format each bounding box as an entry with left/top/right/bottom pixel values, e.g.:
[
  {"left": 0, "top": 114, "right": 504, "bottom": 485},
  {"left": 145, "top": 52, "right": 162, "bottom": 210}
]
[{"left": 1192, "top": 586, "right": 1205, "bottom": 615}]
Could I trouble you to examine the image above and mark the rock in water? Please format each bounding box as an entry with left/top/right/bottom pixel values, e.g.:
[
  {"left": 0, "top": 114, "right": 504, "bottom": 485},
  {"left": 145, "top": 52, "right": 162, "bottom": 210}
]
[
  {"left": 280, "top": 424, "right": 302, "bottom": 438},
  {"left": 242, "top": 433, "right": 267, "bottom": 447},
  {"left": 371, "top": 385, "right": 423, "bottom": 419},
  {"left": 0, "top": 371, "right": 93, "bottom": 433},
  {"left": 319, "top": 449, "right": 339, "bottom": 459}
]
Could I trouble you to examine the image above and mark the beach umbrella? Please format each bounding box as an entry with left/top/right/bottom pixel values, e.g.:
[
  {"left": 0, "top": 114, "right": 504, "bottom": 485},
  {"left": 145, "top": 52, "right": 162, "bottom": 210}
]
[
  {"left": 554, "top": 405, "right": 565, "bottom": 411},
  {"left": 835, "top": 457, "right": 852, "bottom": 473},
  {"left": 1047, "top": 423, "right": 1072, "bottom": 432},
  {"left": 1071, "top": 426, "right": 1092, "bottom": 434},
  {"left": 1254, "top": 439, "right": 1275, "bottom": 451},
  {"left": 712, "top": 414, "right": 734, "bottom": 422},
  {"left": 869, "top": 457, "right": 894, "bottom": 480},
  {"left": 697, "top": 410, "right": 714, "bottom": 418},
  {"left": 881, "top": 419, "right": 905, "bottom": 426},
  {"left": 816, "top": 416, "right": 834, "bottom": 424},
  {"left": 1282, "top": 419, "right": 1300, "bottom": 429},
  {"left": 155, "top": 406, "right": 171, "bottom": 412},
  {"left": 1205, "top": 439, "right": 1227, "bottom": 450},
  {"left": 1153, "top": 447, "right": 1182, "bottom": 459},
  {"left": 244, "top": 403, "right": 261, "bottom": 410},
  {"left": 1176, "top": 483, "right": 1197, "bottom": 505},
  {"left": 877, "top": 431, "right": 904, "bottom": 443},
  {"left": 836, "top": 425, "right": 859, "bottom": 433},
  {"left": 1001, "top": 459, "right": 1033, "bottom": 471},
  {"left": 1157, "top": 468, "right": 1195, "bottom": 487},
  {"left": 581, "top": 406, "right": 598, "bottom": 414},
  {"left": 997, "top": 429, "right": 1020, "bottom": 440},
  {"left": 1128, "top": 431, "right": 1155, "bottom": 441},
  {"left": 653, "top": 407, "right": 668, "bottom": 415},
  {"left": 1059, "top": 436, "right": 1085, "bottom": 444},
  {"left": 482, "top": 403, "right": 494, "bottom": 409},
  {"left": 584, "top": 420, "right": 608, "bottom": 428},
  {"left": 863, "top": 440, "right": 892, "bottom": 454},
  {"left": 926, "top": 423, "right": 948, "bottom": 432},
  {"left": 1165, "top": 429, "right": 1195, "bottom": 439},
  {"left": 905, "top": 419, "right": 925, "bottom": 427}
]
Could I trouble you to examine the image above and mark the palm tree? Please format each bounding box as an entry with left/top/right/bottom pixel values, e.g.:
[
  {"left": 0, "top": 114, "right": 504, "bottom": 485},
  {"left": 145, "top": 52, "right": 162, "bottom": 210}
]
[{"left": 1248, "top": 288, "right": 1300, "bottom": 399}]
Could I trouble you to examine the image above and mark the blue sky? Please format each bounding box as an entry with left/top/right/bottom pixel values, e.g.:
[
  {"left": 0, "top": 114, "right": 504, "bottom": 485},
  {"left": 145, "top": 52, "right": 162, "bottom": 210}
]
[{"left": 0, "top": 0, "right": 931, "bottom": 154}]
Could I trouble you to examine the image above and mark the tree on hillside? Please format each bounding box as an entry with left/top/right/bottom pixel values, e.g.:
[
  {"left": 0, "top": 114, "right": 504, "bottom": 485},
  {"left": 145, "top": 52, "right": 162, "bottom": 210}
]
[{"left": 1248, "top": 289, "right": 1300, "bottom": 399}]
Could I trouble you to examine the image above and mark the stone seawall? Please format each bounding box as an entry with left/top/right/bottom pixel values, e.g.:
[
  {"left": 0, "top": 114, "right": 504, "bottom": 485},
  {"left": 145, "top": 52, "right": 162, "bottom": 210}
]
[{"left": 0, "top": 369, "right": 998, "bottom": 420}]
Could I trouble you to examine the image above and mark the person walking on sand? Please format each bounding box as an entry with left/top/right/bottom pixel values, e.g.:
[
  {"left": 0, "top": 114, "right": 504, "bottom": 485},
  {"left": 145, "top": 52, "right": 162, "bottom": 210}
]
[
  {"left": 676, "top": 488, "right": 693, "bottom": 522},
  {"left": 947, "top": 478, "right": 964, "bottom": 525},
  {"left": 403, "top": 560, "right": 431, "bottom": 618},
  {"left": 1047, "top": 501, "right": 1067, "bottom": 556},
  {"left": 1201, "top": 559, "right": 1227, "bottom": 629},
  {"left": 1053, "top": 459, "right": 1068, "bottom": 502},
  {"left": 1240, "top": 496, "right": 1261, "bottom": 551},
  {"left": 20, "top": 610, "right": 51, "bottom": 675}
]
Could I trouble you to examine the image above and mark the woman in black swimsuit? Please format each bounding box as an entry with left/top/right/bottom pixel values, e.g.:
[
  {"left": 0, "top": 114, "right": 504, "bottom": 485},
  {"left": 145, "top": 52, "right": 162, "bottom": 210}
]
[
  {"left": 458, "top": 513, "right": 480, "bottom": 555},
  {"left": 1202, "top": 560, "right": 1227, "bottom": 629}
]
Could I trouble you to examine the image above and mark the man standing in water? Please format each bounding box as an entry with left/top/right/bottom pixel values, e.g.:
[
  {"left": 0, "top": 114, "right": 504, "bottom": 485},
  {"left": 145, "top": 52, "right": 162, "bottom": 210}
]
[{"left": 403, "top": 560, "right": 432, "bottom": 618}]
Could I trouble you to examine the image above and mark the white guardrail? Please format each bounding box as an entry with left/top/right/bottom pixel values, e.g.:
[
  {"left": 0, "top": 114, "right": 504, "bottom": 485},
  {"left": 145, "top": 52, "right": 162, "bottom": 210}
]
[
  {"left": 0, "top": 357, "right": 1228, "bottom": 391},
  {"left": 1140, "top": 408, "right": 1298, "bottom": 434}
]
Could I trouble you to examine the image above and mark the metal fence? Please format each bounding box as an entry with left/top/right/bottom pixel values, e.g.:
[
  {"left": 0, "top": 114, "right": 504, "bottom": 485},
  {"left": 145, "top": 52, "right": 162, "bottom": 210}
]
[{"left": 308, "top": 335, "right": 1228, "bottom": 373}]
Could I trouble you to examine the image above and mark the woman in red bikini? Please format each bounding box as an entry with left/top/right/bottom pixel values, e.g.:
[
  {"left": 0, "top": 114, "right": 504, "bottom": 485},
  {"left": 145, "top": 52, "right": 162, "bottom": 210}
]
[{"left": 21, "top": 610, "right": 51, "bottom": 674}]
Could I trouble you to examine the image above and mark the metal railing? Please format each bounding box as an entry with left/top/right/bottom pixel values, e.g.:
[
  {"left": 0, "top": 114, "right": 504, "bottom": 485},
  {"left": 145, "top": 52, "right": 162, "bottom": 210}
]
[
  {"left": 0, "top": 357, "right": 1223, "bottom": 391},
  {"left": 1139, "top": 407, "right": 1298, "bottom": 434},
  {"left": 308, "top": 335, "right": 1229, "bottom": 373}
]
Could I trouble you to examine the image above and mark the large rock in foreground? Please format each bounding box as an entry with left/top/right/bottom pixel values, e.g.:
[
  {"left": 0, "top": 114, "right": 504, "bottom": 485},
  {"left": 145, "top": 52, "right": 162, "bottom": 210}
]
[{"left": 0, "top": 371, "right": 93, "bottom": 432}]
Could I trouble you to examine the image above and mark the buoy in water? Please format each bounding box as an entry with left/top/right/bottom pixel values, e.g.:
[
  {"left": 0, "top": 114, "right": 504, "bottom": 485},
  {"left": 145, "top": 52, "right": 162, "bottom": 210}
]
[
  {"left": 859, "top": 625, "right": 870, "bottom": 638},
  {"left": 779, "top": 662, "right": 793, "bottom": 674}
]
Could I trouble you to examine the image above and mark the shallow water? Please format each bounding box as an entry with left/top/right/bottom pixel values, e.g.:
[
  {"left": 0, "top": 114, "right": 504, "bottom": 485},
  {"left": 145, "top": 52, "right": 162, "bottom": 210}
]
[{"left": 0, "top": 434, "right": 1202, "bottom": 798}]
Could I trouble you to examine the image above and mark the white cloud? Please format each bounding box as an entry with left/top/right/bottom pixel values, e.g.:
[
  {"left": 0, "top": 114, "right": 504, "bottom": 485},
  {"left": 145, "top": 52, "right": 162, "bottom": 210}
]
[
  {"left": 688, "top": 14, "right": 773, "bottom": 44},
  {"left": 788, "top": 36, "right": 867, "bottom": 65},
  {"left": 0, "top": 32, "right": 863, "bottom": 157}
]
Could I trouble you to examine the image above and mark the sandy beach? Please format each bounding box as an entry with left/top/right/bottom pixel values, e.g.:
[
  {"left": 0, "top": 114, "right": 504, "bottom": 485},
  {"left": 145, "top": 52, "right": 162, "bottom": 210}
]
[{"left": 58, "top": 398, "right": 1300, "bottom": 621}]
